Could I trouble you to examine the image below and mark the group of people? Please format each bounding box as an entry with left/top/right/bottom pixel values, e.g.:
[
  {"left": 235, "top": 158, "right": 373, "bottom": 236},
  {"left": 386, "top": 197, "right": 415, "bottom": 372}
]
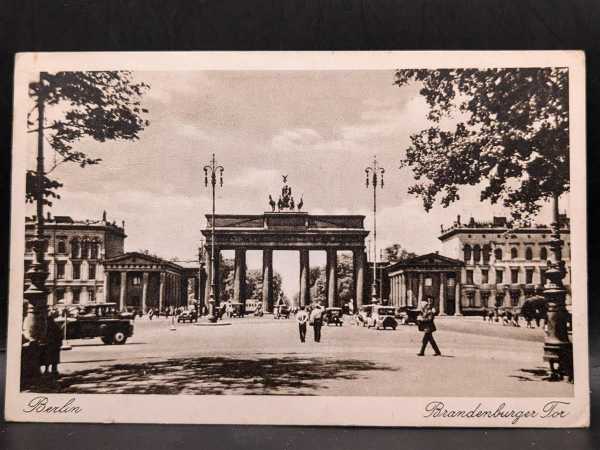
[
  {"left": 294, "top": 301, "right": 325, "bottom": 343},
  {"left": 483, "top": 306, "right": 547, "bottom": 329}
]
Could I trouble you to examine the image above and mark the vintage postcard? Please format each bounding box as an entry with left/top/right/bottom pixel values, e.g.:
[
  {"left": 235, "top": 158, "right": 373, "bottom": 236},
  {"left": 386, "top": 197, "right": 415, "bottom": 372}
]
[{"left": 5, "top": 51, "right": 589, "bottom": 426}]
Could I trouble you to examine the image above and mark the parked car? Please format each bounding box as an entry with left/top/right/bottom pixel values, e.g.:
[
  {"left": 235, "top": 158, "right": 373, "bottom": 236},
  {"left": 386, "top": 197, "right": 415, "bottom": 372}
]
[
  {"left": 177, "top": 309, "right": 199, "bottom": 323},
  {"left": 368, "top": 305, "right": 398, "bottom": 330},
  {"left": 323, "top": 307, "right": 343, "bottom": 326},
  {"left": 356, "top": 305, "right": 373, "bottom": 327},
  {"left": 230, "top": 302, "right": 245, "bottom": 318},
  {"left": 55, "top": 302, "right": 134, "bottom": 345},
  {"left": 396, "top": 306, "right": 420, "bottom": 325}
]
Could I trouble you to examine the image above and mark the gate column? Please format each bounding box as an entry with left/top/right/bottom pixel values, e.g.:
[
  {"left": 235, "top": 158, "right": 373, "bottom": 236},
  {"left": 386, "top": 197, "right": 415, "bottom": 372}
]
[
  {"left": 326, "top": 249, "right": 337, "bottom": 307},
  {"left": 354, "top": 249, "right": 366, "bottom": 309},
  {"left": 262, "top": 249, "right": 273, "bottom": 311},
  {"left": 299, "top": 249, "right": 310, "bottom": 306},
  {"left": 233, "top": 249, "right": 246, "bottom": 308}
]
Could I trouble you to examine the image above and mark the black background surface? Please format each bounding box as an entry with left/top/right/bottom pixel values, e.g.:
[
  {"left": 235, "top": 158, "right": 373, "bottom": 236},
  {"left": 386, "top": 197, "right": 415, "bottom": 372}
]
[{"left": 0, "top": 1, "right": 598, "bottom": 448}]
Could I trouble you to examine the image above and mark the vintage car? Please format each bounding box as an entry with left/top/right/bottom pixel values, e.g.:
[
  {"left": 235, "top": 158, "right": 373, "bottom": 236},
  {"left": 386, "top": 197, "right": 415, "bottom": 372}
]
[
  {"left": 355, "top": 305, "right": 373, "bottom": 327},
  {"left": 368, "top": 305, "right": 398, "bottom": 330},
  {"left": 274, "top": 304, "right": 291, "bottom": 319},
  {"left": 177, "top": 309, "right": 199, "bottom": 323},
  {"left": 323, "top": 307, "right": 343, "bottom": 326},
  {"left": 229, "top": 302, "right": 245, "bottom": 318},
  {"left": 396, "top": 306, "right": 420, "bottom": 325},
  {"left": 55, "top": 302, "right": 134, "bottom": 345}
]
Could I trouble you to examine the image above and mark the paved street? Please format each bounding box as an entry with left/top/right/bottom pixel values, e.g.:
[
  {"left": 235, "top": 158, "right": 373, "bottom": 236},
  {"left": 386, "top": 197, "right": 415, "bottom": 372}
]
[{"left": 30, "top": 315, "right": 574, "bottom": 397}]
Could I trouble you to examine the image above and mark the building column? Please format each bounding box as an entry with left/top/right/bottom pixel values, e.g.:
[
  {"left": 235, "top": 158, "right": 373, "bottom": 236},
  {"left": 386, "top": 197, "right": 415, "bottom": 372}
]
[
  {"left": 119, "top": 271, "right": 127, "bottom": 311},
  {"left": 299, "top": 249, "right": 310, "bottom": 306},
  {"left": 353, "top": 249, "right": 365, "bottom": 309},
  {"left": 262, "top": 249, "right": 274, "bottom": 311},
  {"left": 142, "top": 272, "right": 149, "bottom": 314},
  {"left": 233, "top": 248, "right": 246, "bottom": 306},
  {"left": 326, "top": 249, "right": 337, "bottom": 308},
  {"left": 159, "top": 272, "right": 165, "bottom": 313},
  {"left": 103, "top": 271, "right": 110, "bottom": 303},
  {"left": 475, "top": 288, "right": 482, "bottom": 308},
  {"left": 213, "top": 249, "right": 221, "bottom": 304},
  {"left": 455, "top": 272, "right": 462, "bottom": 316},
  {"left": 417, "top": 273, "right": 424, "bottom": 304},
  {"left": 80, "top": 287, "right": 90, "bottom": 304},
  {"left": 439, "top": 272, "right": 446, "bottom": 315}
]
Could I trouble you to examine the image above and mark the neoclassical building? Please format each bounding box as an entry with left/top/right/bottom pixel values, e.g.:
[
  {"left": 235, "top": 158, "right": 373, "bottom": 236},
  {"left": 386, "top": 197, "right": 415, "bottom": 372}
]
[
  {"left": 438, "top": 215, "right": 571, "bottom": 314},
  {"left": 24, "top": 212, "right": 126, "bottom": 305}
]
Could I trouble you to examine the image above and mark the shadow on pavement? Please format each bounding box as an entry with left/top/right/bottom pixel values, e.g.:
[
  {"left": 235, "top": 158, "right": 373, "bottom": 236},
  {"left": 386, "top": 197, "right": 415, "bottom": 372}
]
[
  {"left": 23, "top": 356, "right": 397, "bottom": 395},
  {"left": 510, "top": 367, "right": 553, "bottom": 382}
]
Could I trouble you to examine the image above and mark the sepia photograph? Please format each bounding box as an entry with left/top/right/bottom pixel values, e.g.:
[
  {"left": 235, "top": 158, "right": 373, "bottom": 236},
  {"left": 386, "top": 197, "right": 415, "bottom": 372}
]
[{"left": 5, "top": 51, "right": 589, "bottom": 426}]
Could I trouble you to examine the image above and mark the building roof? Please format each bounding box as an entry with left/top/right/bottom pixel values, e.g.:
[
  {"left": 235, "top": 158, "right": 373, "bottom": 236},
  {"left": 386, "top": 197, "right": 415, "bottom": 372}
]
[
  {"left": 387, "top": 252, "right": 465, "bottom": 273},
  {"left": 103, "top": 252, "right": 185, "bottom": 272}
]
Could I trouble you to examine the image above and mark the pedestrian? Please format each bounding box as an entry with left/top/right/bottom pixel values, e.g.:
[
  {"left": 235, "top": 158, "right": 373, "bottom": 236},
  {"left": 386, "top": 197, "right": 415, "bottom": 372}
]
[
  {"left": 226, "top": 300, "right": 233, "bottom": 318},
  {"left": 42, "top": 310, "right": 63, "bottom": 376},
  {"left": 417, "top": 296, "right": 441, "bottom": 356},
  {"left": 309, "top": 301, "right": 324, "bottom": 342},
  {"left": 148, "top": 308, "right": 154, "bottom": 321},
  {"left": 295, "top": 306, "right": 309, "bottom": 343}
]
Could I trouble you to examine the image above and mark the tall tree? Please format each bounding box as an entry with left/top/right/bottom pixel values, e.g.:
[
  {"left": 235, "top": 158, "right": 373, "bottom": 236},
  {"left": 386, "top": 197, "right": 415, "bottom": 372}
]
[
  {"left": 27, "top": 71, "right": 150, "bottom": 205},
  {"left": 394, "top": 68, "right": 568, "bottom": 220},
  {"left": 383, "top": 243, "right": 417, "bottom": 262}
]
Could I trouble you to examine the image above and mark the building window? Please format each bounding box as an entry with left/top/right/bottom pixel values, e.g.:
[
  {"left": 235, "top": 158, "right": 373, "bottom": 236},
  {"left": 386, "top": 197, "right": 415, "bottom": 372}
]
[
  {"left": 481, "top": 269, "right": 489, "bottom": 284},
  {"left": 467, "top": 292, "right": 475, "bottom": 307},
  {"left": 494, "top": 248, "right": 502, "bottom": 261},
  {"left": 540, "top": 247, "right": 548, "bottom": 260},
  {"left": 132, "top": 275, "right": 141, "bottom": 286},
  {"left": 463, "top": 244, "right": 472, "bottom": 262},
  {"left": 424, "top": 277, "right": 432, "bottom": 287},
  {"left": 72, "top": 288, "right": 80, "bottom": 304},
  {"left": 447, "top": 277, "right": 456, "bottom": 287},
  {"left": 71, "top": 240, "right": 80, "bottom": 259},
  {"left": 473, "top": 245, "right": 481, "bottom": 263},
  {"left": 495, "top": 293, "right": 504, "bottom": 307},
  {"left": 511, "top": 268, "right": 519, "bottom": 284},
  {"left": 466, "top": 270, "right": 474, "bottom": 285},
  {"left": 482, "top": 245, "right": 491, "bottom": 264},
  {"left": 526, "top": 268, "right": 534, "bottom": 284},
  {"left": 25, "top": 241, "right": 34, "bottom": 253},
  {"left": 540, "top": 268, "right": 547, "bottom": 286},
  {"left": 56, "top": 289, "right": 65, "bottom": 302},
  {"left": 510, "top": 291, "right": 520, "bottom": 307},
  {"left": 90, "top": 243, "right": 98, "bottom": 259},
  {"left": 88, "top": 287, "right": 96, "bottom": 302},
  {"left": 57, "top": 261, "right": 66, "bottom": 279},
  {"left": 57, "top": 241, "right": 66, "bottom": 254},
  {"left": 24, "top": 260, "right": 32, "bottom": 273},
  {"left": 525, "top": 247, "right": 533, "bottom": 260},
  {"left": 88, "top": 263, "right": 96, "bottom": 280},
  {"left": 510, "top": 247, "right": 518, "bottom": 259},
  {"left": 72, "top": 262, "right": 81, "bottom": 280},
  {"left": 81, "top": 241, "right": 89, "bottom": 259},
  {"left": 495, "top": 269, "right": 504, "bottom": 284},
  {"left": 481, "top": 292, "right": 490, "bottom": 308}
]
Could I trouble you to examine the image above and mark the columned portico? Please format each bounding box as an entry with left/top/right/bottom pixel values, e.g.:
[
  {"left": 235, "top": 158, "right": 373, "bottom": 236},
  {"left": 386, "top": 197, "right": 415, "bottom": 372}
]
[
  {"left": 119, "top": 271, "right": 126, "bottom": 310},
  {"left": 141, "top": 271, "right": 149, "bottom": 314},
  {"left": 201, "top": 212, "right": 369, "bottom": 311}
]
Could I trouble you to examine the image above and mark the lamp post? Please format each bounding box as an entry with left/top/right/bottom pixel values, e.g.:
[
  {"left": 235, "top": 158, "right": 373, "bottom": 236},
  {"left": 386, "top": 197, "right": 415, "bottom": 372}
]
[
  {"left": 543, "top": 193, "right": 573, "bottom": 381},
  {"left": 22, "top": 72, "right": 50, "bottom": 381},
  {"left": 204, "top": 153, "right": 224, "bottom": 323},
  {"left": 365, "top": 156, "right": 384, "bottom": 304}
]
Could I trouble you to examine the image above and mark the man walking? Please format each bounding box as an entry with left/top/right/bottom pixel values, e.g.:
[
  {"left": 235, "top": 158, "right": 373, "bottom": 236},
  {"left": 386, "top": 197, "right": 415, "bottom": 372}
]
[
  {"left": 309, "top": 300, "right": 324, "bottom": 343},
  {"left": 295, "top": 306, "right": 309, "bottom": 342},
  {"left": 417, "top": 296, "right": 441, "bottom": 356}
]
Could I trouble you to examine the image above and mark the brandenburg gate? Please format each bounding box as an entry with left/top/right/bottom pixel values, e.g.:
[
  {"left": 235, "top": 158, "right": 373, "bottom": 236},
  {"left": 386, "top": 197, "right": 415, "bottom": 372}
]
[{"left": 200, "top": 212, "right": 370, "bottom": 311}]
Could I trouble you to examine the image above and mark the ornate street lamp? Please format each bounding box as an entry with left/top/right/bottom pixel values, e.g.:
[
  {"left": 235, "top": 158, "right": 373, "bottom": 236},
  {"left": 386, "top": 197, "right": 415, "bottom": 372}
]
[
  {"left": 365, "top": 156, "right": 384, "bottom": 303},
  {"left": 543, "top": 194, "right": 573, "bottom": 381},
  {"left": 203, "top": 153, "right": 224, "bottom": 323},
  {"left": 22, "top": 72, "right": 50, "bottom": 382}
]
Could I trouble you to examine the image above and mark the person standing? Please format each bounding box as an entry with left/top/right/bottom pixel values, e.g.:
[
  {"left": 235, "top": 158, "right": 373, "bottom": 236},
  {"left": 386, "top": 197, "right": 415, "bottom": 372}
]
[
  {"left": 417, "top": 296, "right": 441, "bottom": 356},
  {"left": 309, "top": 301, "right": 324, "bottom": 343},
  {"left": 42, "top": 310, "right": 64, "bottom": 376},
  {"left": 295, "top": 306, "right": 309, "bottom": 343}
]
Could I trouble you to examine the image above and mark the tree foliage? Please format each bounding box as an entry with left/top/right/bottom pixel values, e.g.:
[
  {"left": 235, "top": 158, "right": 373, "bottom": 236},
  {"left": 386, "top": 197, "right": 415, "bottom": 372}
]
[
  {"left": 395, "top": 68, "right": 569, "bottom": 219},
  {"left": 27, "top": 71, "right": 150, "bottom": 204},
  {"left": 383, "top": 243, "right": 417, "bottom": 263}
]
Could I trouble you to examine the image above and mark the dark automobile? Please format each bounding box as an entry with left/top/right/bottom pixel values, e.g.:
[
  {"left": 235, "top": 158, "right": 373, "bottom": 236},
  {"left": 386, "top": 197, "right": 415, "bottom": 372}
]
[
  {"left": 323, "top": 307, "right": 344, "bottom": 326},
  {"left": 177, "top": 309, "right": 199, "bottom": 323},
  {"left": 56, "top": 302, "right": 134, "bottom": 345},
  {"left": 396, "top": 306, "right": 420, "bottom": 325},
  {"left": 369, "top": 305, "right": 398, "bottom": 330}
]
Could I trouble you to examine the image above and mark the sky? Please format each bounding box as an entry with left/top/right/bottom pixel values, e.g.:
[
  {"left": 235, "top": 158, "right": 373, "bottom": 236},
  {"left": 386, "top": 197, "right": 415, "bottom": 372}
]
[{"left": 25, "top": 70, "right": 566, "bottom": 298}]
